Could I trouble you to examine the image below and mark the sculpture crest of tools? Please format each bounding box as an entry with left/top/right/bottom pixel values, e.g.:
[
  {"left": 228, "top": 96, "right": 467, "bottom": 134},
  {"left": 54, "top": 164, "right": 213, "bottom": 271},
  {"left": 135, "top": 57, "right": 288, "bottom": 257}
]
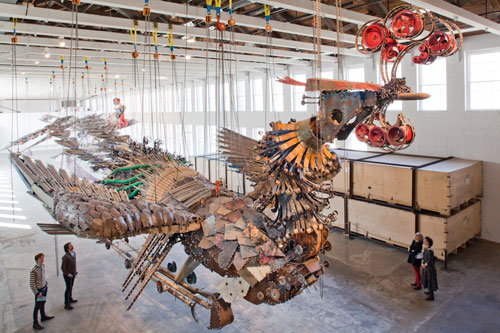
[{"left": 10, "top": 4, "right": 462, "bottom": 330}]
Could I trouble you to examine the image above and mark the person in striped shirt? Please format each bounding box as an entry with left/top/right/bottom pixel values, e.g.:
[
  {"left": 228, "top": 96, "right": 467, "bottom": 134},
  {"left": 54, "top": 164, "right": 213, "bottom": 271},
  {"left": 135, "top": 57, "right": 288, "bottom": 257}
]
[{"left": 30, "top": 253, "right": 54, "bottom": 330}]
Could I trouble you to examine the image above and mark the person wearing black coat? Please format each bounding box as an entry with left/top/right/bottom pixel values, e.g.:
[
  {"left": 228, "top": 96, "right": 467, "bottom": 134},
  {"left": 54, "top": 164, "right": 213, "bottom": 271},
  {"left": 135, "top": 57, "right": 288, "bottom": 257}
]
[
  {"left": 61, "top": 242, "right": 78, "bottom": 310},
  {"left": 407, "top": 232, "right": 424, "bottom": 290},
  {"left": 422, "top": 236, "right": 438, "bottom": 301}
]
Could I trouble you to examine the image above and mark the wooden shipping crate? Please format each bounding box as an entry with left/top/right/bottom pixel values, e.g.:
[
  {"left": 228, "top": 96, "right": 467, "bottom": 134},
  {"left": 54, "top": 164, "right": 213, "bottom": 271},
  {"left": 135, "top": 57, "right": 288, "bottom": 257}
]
[
  {"left": 351, "top": 154, "right": 440, "bottom": 206},
  {"left": 348, "top": 199, "right": 415, "bottom": 248},
  {"left": 419, "top": 200, "right": 481, "bottom": 260},
  {"left": 330, "top": 150, "right": 381, "bottom": 194},
  {"left": 415, "top": 158, "right": 483, "bottom": 216}
]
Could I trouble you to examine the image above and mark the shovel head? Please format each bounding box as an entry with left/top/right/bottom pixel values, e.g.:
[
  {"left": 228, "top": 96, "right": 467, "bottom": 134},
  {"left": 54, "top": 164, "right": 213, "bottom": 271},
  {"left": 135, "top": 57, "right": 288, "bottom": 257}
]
[{"left": 209, "top": 298, "right": 234, "bottom": 330}]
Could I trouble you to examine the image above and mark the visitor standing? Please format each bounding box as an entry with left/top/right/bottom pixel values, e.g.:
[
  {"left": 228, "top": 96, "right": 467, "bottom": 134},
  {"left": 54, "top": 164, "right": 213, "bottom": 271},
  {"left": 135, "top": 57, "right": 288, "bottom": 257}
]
[
  {"left": 422, "top": 236, "right": 438, "bottom": 301},
  {"left": 30, "top": 253, "right": 54, "bottom": 330},
  {"left": 407, "top": 232, "right": 424, "bottom": 290},
  {"left": 61, "top": 242, "right": 78, "bottom": 309}
]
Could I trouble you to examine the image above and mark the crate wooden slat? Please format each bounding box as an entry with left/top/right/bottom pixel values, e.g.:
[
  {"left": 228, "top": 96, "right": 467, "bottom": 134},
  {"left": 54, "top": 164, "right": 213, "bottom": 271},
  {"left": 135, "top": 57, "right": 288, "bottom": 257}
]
[
  {"left": 352, "top": 163, "right": 413, "bottom": 206},
  {"left": 415, "top": 159, "right": 483, "bottom": 216},
  {"left": 351, "top": 154, "right": 440, "bottom": 206},
  {"left": 348, "top": 199, "right": 415, "bottom": 248},
  {"left": 419, "top": 200, "right": 481, "bottom": 260},
  {"left": 331, "top": 150, "right": 381, "bottom": 194}
]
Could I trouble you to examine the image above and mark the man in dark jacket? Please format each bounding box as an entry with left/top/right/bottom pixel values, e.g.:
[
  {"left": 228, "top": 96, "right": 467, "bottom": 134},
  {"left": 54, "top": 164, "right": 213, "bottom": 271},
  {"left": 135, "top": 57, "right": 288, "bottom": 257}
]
[
  {"left": 30, "top": 253, "right": 54, "bottom": 330},
  {"left": 61, "top": 242, "right": 78, "bottom": 309}
]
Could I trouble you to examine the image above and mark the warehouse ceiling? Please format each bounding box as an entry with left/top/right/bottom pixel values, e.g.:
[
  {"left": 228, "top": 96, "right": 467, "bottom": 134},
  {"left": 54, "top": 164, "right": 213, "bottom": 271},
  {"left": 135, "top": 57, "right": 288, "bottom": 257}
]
[{"left": 0, "top": 0, "right": 500, "bottom": 98}]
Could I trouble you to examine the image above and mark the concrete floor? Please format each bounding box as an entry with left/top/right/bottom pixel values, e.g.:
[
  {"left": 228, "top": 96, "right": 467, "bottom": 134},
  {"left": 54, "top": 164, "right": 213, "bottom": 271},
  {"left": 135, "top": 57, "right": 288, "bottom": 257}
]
[{"left": 1, "top": 152, "right": 500, "bottom": 333}]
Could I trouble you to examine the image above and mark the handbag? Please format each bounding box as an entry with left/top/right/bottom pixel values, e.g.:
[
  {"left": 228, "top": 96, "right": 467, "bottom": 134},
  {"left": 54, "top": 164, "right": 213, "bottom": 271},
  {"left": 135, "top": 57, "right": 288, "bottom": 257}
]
[{"left": 415, "top": 253, "right": 423, "bottom": 260}]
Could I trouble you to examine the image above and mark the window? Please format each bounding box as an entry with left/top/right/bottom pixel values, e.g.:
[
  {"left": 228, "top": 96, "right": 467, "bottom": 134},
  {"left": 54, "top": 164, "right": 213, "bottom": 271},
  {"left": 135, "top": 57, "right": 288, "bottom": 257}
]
[
  {"left": 252, "top": 76, "right": 264, "bottom": 111},
  {"left": 345, "top": 64, "right": 365, "bottom": 82},
  {"left": 292, "top": 73, "right": 306, "bottom": 112},
  {"left": 224, "top": 82, "right": 232, "bottom": 112},
  {"left": 236, "top": 79, "right": 246, "bottom": 111},
  {"left": 209, "top": 83, "right": 216, "bottom": 112},
  {"left": 253, "top": 127, "right": 264, "bottom": 141},
  {"left": 196, "top": 125, "right": 204, "bottom": 155},
  {"left": 467, "top": 50, "right": 500, "bottom": 110},
  {"left": 322, "top": 70, "right": 334, "bottom": 79},
  {"left": 175, "top": 124, "right": 183, "bottom": 153},
  {"left": 238, "top": 127, "right": 247, "bottom": 136},
  {"left": 418, "top": 57, "right": 446, "bottom": 111},
  {"left": 209, "top": 125, "right": 217, "bottom": 153},
  {"left": 195, "top": 83, "right": 204, "bottom": 112},
  {"left": 185, "top": 83, "right": 192, "bottom": 113},
  {"left": 270, "top": 78, "right": 284, "bottom": 112},
  {"left": 164, "top": 87, "right": 173, "bottom": 113},
  {"left": 166, "top": 124, "right": 174, "bottom": 152},
  {"left": 174, "top": 85, "right": 182, "bottom": 112},
  {"left": 185, "top": 124, "right": 193, "bottom": 156}
]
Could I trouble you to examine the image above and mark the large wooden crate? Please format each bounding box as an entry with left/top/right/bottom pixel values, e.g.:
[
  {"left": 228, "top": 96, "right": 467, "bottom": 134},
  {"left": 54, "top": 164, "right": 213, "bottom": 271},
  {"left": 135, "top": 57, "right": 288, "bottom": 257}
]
[
  {"left": 415, "top": 159, "right": 483, "bottom": 216},
  {"left": 351, "top": 154, "right": 440, "bottom": 207},
  {"left": 341, "top": 154, "right": 482, "bottom": 216},
  {"left": 419, "top": 200, "right": 481, "bottom": 260},
  {"left": 348, "top": 199, "right": 415, "bottom": 248},
  {"left": 331, "top": 150, "right": 380, "bottom": 194}
]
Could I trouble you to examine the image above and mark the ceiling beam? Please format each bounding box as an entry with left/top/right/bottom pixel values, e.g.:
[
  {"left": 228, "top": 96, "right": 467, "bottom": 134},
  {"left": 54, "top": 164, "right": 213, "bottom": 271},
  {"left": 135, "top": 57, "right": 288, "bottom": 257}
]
[
  {"left": 247, "top": 0, "right": 374, "bottom": 25},
  {"left": 0, "top": 3, "right": 362, "bottom": 57},
  {"left": 404, "top": 0, "right": 500, "bottom": 35},
  {"left": 0, "top": 44, "right": 290, "bottom": 73},
  {"left": 0, "top": 33, "right": 308, "bottom": 67},
  {"left": 79, "top": 0, "right": 357, "bottom": 43},
  {"left": 0, "top": 22, "right": 341, "bottom": 64}
]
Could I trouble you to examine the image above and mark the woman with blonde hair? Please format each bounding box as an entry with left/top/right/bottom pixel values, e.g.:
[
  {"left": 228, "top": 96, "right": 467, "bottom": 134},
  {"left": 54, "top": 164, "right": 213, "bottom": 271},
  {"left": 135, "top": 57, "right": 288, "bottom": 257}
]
[{"left": 407, "top": 232, "right": 424, "bottom": 290}]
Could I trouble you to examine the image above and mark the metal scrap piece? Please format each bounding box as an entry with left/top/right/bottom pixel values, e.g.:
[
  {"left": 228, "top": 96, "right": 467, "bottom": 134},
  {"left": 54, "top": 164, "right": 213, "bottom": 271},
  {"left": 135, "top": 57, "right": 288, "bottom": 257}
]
[
  {"left": 198, "top": 236, "right": 215, "bottom": 250},
  {"left": 201, "top": 215, "right": 216, "bottom": 237},
  {"left": 218, "top": 240, "right": 238, "bottom": 269},
  {"left": 240, "top": 245, "right": 259, "bottom": 259},
  {"left": 239, "top": 265, "right": 271, "bottom": 286},
  {"left": 232, "top": 251, "right": 248, "bottom": 271},
  {"left": 224, "top": 224, "right": 241, "bottom": 241},
  {"left": 217, "top": 278, "right": 251, "bottom": 303}
]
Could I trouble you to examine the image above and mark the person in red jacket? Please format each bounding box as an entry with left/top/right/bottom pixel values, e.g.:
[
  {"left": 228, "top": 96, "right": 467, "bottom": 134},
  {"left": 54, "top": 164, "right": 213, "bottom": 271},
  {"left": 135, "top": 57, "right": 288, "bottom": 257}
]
[
  {"left": 407, "top": 232, "right": 424, "bottom": 290},
  {"left": 61, "top": 242, "right": 78, "bottom": 310}
]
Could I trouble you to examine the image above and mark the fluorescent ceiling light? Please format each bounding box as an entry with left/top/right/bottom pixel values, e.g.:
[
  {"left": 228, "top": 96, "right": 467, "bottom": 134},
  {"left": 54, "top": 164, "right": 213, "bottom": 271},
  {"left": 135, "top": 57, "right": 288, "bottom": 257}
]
[
  {"left": 0, "top": 222, "right": 31, "bottom": 229},
  {"left": 0, "top": 200, "right": 19, "bottom": 204},
  {"left": 0, "top": 206, "right": 21, "bottom": 211},
  {"left": 0, "top": 213, "right": 26, "bottom": 220}
]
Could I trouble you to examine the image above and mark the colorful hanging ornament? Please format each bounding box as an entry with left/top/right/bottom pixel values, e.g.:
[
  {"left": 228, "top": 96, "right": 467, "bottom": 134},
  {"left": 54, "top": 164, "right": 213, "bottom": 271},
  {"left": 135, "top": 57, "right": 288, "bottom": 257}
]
[
  {"left": 84, "top": 56, "right": 90, "bottom": 70},
  {"left": 153, "top": 22, "right": 159, "bottom": 60},
  {"left": 215, "top": 0, "right": 225, "bottom": 31},
  {"left": 228, "top": 0, "right": 235, "bottom": 26},
  {"left": 131, "top": 20, "right": 139, "bottom": 59},
  {"left": 168, "top": 23, "right": 175, "bottom": 60},
  {"left": 264, "top": 5, "right": 272, "bottom": 32},
  {"left": 143, "top": 0, "right": 150, "bottom": 17},
  {"left": 12, "top": 17, "right": 17, "bottom": 44},
  {"left": 206, "top": 0, "right": 213, "bottom": 23},
  {"left": 60, "top": 56, "right": 65, "bottom": 69}
]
